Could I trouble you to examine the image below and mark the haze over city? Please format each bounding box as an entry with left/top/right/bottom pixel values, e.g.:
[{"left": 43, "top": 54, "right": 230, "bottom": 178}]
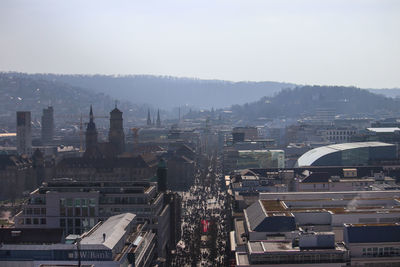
[
  {"left": 2, "top": 1, "right": 400, "bottom": 267},
  {"left": 1, "top": 0, "right": 399, "bottom": 88}
]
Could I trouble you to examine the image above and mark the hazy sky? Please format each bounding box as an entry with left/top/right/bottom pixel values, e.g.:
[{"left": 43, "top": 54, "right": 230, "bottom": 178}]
[{"left": 1, "top": 0, "right": 399, "bottom": 88}]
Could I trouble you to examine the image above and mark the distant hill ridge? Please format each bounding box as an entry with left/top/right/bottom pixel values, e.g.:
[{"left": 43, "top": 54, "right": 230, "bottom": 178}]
[
  {"left": 1, "top": 72, "right": 400, "bottom": 121},
  {"left": 3, "top": 72, "right": 296, "bottom": 109},
  {"left": 229, "top": 85, "right": 400, "bottom": 120},
  {"left": 0, "top": 72, "right": 145, "bottom": 123}
]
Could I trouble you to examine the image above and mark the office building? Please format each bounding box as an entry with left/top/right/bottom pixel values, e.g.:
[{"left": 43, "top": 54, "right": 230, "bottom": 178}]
[
  {"left": 343, "top": 224, "right": 400, "bottom": 266},
  {"left": 16, "top": 111, "right": 32, "bottom": 155},
  {"left": 41, "top": 106, "right": 54, "bottom": 145},
  {"left": 14, "top": 179, "right": 170, "bottom": 258},
  {"left": 0, "top": 213, "right": 156, "bottom": 267}
]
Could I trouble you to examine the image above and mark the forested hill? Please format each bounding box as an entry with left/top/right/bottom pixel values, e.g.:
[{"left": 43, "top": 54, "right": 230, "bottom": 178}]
[
  {"left": 7, "top": 73, "right": 296, "bottom": 109},
  {"left": 230, "top": 86, "right": 400, "bottom": 120},
  {"left": 0, "top": 73, "right": 146, "bottom": 122}
]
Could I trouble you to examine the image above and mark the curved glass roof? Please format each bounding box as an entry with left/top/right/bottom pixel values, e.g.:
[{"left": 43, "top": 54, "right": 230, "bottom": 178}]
[{"left": 296, "top": 142, "right": 394, "bottom": 167}]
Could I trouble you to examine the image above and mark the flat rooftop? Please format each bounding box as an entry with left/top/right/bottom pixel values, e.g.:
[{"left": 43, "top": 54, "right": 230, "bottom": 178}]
[
  {"left": 260, "top": 190, "right": 400, "bottom": 200},
  {"left": 261, "top": 199, "right": 400, "bottom": 215},
  {"left": 37, "top": 180, "right": 154, "bottom": 195},
  {"left": 248, "top": 241, "right": 347, "bottom": 253},
  {"left": 81, "top": 213, "right": 135, "bottom": 250}
]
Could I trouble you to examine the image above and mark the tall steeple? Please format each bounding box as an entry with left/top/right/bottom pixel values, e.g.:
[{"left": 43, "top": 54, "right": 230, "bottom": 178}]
[
  {"left": 90, "top": 105, "right": 93, "bottom": 119},
  {"left": 156, "top": 109, "right": 161, "bottom": 128},
  {"left": 147, "top": 109, "right": 152, "bottom": 126},
  {"left": 87, "top": 105, "right": 96, "bottom": 131},
  {"left": 84, "top": 105, "right": 98, "bottom": 157}
]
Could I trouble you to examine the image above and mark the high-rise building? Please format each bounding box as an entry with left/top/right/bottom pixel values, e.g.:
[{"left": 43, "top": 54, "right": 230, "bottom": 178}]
[
  {"left": 16, "top": 111, "right": 32, "bottom": 155},
  {"left": 41, "top": 106, "right": 54, "bottom": 145},
  {"left": 109, "top": 105, "right": 125, "bottom": 154}
]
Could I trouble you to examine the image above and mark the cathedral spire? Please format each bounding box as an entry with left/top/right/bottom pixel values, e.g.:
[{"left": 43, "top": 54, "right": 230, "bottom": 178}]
[
  {"left": 147, "top": 109, "right": 152, "bottom": 126},
  {"left": 87, "top": 105, "right": 96, "bottom": 131},
  {"left": 89, "top": 105, "right": 94, "bottom": 122},
  {"left": 84, "top": 105, "right": 99, "bottom": 158}
]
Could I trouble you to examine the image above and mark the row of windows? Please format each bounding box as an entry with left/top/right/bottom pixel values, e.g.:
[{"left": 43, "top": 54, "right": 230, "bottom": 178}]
[
  {"left": 362, "top": 247, "right": 400, "bottom": 257},
  {"left": 329, "top": 136, "right": 349, "bottom": 141},
  {"left": 312, "top": 182, "right": 371, "bottom": 188},
  {"left": 98, "top": 207, "right": 152, "bottom": 217},
  {"left": 60, "top": 198, "right": 96, "bottom": 208},
  {"left": 327, "top": 131, "right": 356, "bottom": 135},
  {"left": 60, "top": 217, "right": 97, "bottom": 235},
  {"left": 99, "top": 196, "right": 147, "bottom": 205},
  {"left": 60, "top": 206, "right": 96, "bottom": 217},
  {"left": 24, "top": 207, "right": 46, "bottom": 215},
  {"left": 19, "top": 217, "right": 46, "bottom": 225},
  {"left": 251, "top": 253, "right": 346, "bottom": 264},
  {"left": 28, "top": 197, "right": 46, "bottom": 205}
]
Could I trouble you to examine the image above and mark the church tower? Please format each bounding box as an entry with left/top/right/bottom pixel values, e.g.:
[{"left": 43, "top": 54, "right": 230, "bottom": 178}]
[
  {"left": 84, "top": 105, "right": 99, "bottom": 157},
  {"left": 147, "top": 109, "right": 152, "bottom": 126},
  {"left": 109, "top": 104, "right": 125, "bottom": 154}
]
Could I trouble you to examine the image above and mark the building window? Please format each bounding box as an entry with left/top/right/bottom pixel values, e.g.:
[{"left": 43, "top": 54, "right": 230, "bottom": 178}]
[
  {"left": 25, "top": 218, "right": 31, "bottom": 224},
  {"left": 67, "top": 207, "right": 73, "bottom": 217},
  {"left": 373, "top": 247, "right": 378, "bottom": 256},
  {"left": 67, "top": 218, "right": 73, "bottom": 228},
  {"left": 89, "top": 198, "right": 96, "bottom": 206},
  {"left": 67, "top": 227, "right": 73, "bottom": 235},
  {"left": 66, "top": 198, "right": 73, "bottom": 207},
  {"left": 89, "top": 207, "right": 95, "bottom": 217},
  {"left": 75, "top": 207, "right": 81, "bottom": 216},
  {"left": 82, "top": 207, "right": 88, "bottom": 217},
  {"left": 33, "top": 218, "right": 39, "bottom": 225},
  {"left": 40, "top": 218, "right": 46, "bottom": 225}
]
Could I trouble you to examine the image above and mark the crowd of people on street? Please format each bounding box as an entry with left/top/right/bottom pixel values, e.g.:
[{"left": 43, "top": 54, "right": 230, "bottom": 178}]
[{"left": 171, "top": 154, "right": 231, "bottom": 266}]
